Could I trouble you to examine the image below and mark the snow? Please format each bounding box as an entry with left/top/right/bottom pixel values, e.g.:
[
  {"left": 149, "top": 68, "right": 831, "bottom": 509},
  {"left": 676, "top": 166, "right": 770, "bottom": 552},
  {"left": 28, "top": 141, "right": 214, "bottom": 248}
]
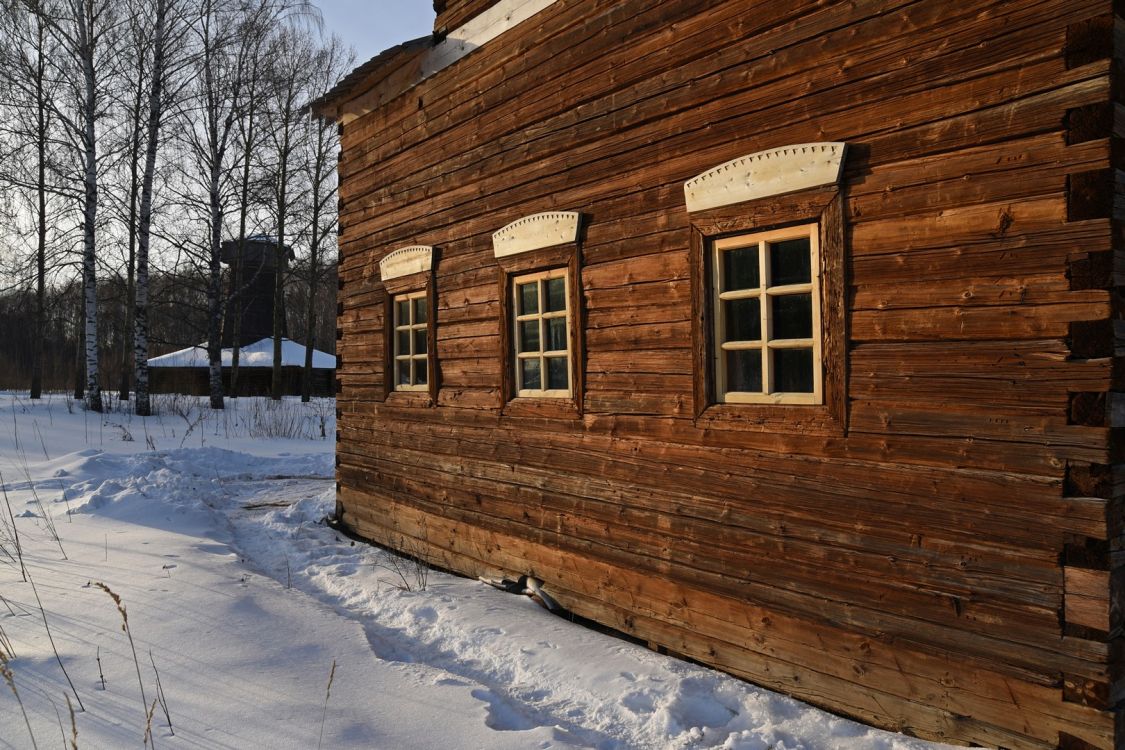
[
  {"left": 147, "top": 337, "right": 336, "bottom": 369},
  {"left": 0, "top": 392, "right": 951, "bottom": 749}
]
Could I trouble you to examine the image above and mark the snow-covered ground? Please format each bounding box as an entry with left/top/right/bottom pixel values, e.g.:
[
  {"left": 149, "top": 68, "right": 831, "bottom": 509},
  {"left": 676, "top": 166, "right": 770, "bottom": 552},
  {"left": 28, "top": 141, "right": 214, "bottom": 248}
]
[{"left": 0, "top": 392, "right": 948, "bottom": 749}]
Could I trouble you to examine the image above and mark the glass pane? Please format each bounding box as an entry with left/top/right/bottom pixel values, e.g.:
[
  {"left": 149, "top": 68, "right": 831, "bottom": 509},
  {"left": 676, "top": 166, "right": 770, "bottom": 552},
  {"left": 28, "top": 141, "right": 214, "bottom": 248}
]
[
  {"left": 412, "top": 297, "right": 427, "bottom": 324},
  {"left": 725, "top": 350, "right": 762, "bottom": 393},
  {"left": 518, "top": 282, "right": 538, "bottom": 315},
  {"left": 413, "top": 328, "right": 427, "bottom": 355},
  {"left": 774, "top": 348, "right": 814, "bottom": 393},
  {"left": 395, "top": 299, "right": 409, "bottom": 325},
  {"left": 520, "top": 358, "right": 541, "bottom": 390},
  {"left": 723, "top": 297, "right": 760, "bottom": 342},
  {"left": 771, "top": 293, "right": 813, "bottom": 340},
  {"left": 396, "top": 360, "right": 410, "bottom": 386},
  {"left": 396, "top": 330, "right": 409, "bottom": 356},
  {"left": 545, "top": 277, "right": 566, "bottom": 313},
  {"left": 546, "top": 317, "right": 567, "bottom": 352},
  {"left": 519, "top": 320, "right": 540, "bottom": 352},
  {"left": 415, "top": 357, "right": 428, "bottom": 386},
  {"left": 769, "top": 237, "right": 811, "bottom": 286},
  {"left": 722, "top": 245, "right": 760, "bottom": 291},
  {"left": 547, "top": 357, "right": 568, "bottom": 390}
]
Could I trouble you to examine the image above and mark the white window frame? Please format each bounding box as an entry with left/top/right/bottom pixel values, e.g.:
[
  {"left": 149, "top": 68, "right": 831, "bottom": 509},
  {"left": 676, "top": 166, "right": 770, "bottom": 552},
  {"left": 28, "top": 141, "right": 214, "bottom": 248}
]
[
  {"left": 712, "top": 224, "right": 822, "bottom": 405},
  {"left": 392, "top": 290, "right": 429, "bottom": 392},
  {"left": 512, "top": 268, "right": 572, "bottom": 398}
]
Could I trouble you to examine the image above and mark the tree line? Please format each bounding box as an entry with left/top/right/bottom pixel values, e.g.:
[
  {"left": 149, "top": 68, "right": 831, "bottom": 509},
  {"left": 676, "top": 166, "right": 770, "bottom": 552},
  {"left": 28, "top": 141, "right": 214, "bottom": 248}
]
[{"left": 0, "top": 0, "right": 352, "bottom": 413}]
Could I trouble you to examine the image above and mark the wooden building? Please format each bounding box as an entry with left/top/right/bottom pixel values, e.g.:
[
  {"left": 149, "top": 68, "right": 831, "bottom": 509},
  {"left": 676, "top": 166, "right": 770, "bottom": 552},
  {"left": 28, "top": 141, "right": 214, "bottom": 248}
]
[
  {"left": 148, "top": 338, "right": 335, "bottom": 397},
  {"left": 314, "top": 2, "right": 1124, "bottom": 747}
]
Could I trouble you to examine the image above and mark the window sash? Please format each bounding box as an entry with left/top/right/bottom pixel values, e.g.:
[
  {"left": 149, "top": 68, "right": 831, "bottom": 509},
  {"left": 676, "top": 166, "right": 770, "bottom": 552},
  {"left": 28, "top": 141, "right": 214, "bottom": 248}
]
[
  {"left": 512, "top": 268, "right": 572, "bottom": 398},
  {"left": 712, "top": 224, "right": 822, "bottom": 405},
  {"left": 392, "top": 290, "right": 429, "bottom": 392}
]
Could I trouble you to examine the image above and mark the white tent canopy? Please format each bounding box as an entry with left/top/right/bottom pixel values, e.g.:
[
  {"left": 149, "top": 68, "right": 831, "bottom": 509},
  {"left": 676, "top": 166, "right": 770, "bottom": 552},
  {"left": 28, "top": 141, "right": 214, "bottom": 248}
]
[{"left": 148, "top": 337, "right": 336, "bottom": 369}]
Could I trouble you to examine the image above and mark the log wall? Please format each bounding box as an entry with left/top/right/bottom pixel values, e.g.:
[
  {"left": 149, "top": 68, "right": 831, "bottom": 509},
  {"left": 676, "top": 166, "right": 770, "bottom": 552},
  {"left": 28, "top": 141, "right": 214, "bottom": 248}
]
[{"left": 325, "top": 1, "right": 1125, "bottom": 746}]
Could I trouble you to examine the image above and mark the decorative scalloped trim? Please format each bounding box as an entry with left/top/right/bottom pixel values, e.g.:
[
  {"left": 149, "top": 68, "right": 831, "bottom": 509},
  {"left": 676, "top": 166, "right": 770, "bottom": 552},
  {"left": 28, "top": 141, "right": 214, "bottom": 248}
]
[
  {"left": 379, "top": 245, "right": 433, "bottom": 281},
  {"left": 684, "top": 142, "right": 847, "bottom": 213},
  {"left": 492, "top": 211, "right": 581, "bottom": 258}
]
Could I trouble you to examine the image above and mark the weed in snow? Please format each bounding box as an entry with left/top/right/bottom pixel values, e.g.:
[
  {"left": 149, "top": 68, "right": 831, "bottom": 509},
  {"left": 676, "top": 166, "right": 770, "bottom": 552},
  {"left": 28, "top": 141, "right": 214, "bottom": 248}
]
[{"left": 93, "top": 583, "right": 146, "bottom": 728}]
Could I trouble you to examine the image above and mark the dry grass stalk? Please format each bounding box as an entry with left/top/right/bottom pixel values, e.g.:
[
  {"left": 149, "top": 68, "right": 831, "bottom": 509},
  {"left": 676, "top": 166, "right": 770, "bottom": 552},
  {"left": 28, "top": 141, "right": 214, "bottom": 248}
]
[
  {"left": 21, "top": 465, "right": 66, "bottom": 560},
  {"left": 0, "top": 470, "right": 28, "bottom": 581},
  {"left": 52, "top": 695, "right": 68, "bottom": 749},
  {"left": 317, "top": 659, "right": 337, "bottom": 750},
  {"left": 143, "top": 697, "right": 158, "bottom": 749},
  {"left": 96, "top": 646, "right": 106, "bottom": 690},
  {"left": 28, "top": 569, "right": 84, "bottom": 711},
  {"left": 0, "top": 619, "right": 14, "bottom": 659},
  {"left": 0, "top": 597, "right": 15, "bottom": 658},
  {"left": 93, "top": 583, "right": 146, "bottom": 723},
  {"left": 61, "top": 485, "right": 73, "bottom": 523},
  {"left": 149, "top": 649, "right": 173, "bottom": 736},
  {"left": 1, "top": 648, "right": 39, "bottom": 750},
  {"left": 34, "top": 420, "right": 50, "bottom": 460},
  {"left": 66, "top": 693, "right": 78, "bottom": 749},
  {"left": 376, "top": 533, "right": 430, "bottom": 592},
  {"left": 7, "top": 416, "right": 66, "bottom": 559}
]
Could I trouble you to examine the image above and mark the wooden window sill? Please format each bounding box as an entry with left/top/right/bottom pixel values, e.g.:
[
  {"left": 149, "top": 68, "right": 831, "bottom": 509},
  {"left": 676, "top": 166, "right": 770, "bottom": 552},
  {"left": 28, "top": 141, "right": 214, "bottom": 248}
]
[
  {"left": 502, "top": 397, "right": 580, "bottom": 420},
  {"left": 384, "top": 390, "right": 434, "bottom": 408}
]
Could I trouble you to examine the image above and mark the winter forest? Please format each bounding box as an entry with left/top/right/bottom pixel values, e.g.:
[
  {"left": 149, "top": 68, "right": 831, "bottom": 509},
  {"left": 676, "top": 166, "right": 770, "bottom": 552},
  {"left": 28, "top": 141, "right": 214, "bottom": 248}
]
[{"left": 0, "top": 0, "right": 350, "bottom": 413}]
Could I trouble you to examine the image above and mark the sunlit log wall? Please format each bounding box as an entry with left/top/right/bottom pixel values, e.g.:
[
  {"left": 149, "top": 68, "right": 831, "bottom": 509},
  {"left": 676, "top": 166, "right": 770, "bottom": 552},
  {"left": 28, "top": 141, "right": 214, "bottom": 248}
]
[{"left": 318, "top": 2, "right": 1124, "bottom": 746}]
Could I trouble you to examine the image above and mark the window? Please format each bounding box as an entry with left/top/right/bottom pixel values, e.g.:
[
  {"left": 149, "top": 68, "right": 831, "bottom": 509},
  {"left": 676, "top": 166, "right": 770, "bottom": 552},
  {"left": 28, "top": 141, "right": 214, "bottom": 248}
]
[
  {"left": 712, "top": 224, "right": 821, "bottom": 405},
  {"left": 392, "top": 291, "right": 429, "bottom": 391},
  {"left": 512, "top": 268, "right": 572, "bottom": 397}
]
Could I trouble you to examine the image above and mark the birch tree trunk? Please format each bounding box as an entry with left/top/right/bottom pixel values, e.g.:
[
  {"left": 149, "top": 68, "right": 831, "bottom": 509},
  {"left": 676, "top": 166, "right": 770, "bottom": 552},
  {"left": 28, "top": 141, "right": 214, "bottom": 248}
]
[
  {"left": 133, "top": 0, "right": 170, "bottom": 418},
  {"left": 120, "top": 66, "right": 144, "bottom": 402},
  {"left": 207, "top": 164, "right": 225, "bottom": 410},
  {"left": 31, "top": 15, "right": 47, "bottom": 401},
  {"left": 271, "top": 211, "right": 285, "bottom": 401},
  {"left": 80, "top": 1, "right": 102, "bottom": 413}
]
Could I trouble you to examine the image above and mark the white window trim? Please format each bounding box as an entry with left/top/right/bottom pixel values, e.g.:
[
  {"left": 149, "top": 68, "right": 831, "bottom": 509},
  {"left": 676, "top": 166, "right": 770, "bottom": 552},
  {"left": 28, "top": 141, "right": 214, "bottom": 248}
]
[
  {"left": 712, "top": 224, "right": 822, "bottom": 405},
  {"left": 512, "top": 268, "right": 573, "bottom": 399},
  {"left": 393, "top": 290, "right": 429, "bottom": 392}
]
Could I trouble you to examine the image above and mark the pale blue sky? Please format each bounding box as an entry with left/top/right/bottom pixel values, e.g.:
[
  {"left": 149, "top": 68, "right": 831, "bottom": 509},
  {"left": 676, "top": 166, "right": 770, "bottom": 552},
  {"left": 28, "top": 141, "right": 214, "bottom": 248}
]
[{"left": 313, "top": 1, "right": 435, "bottom": 63}]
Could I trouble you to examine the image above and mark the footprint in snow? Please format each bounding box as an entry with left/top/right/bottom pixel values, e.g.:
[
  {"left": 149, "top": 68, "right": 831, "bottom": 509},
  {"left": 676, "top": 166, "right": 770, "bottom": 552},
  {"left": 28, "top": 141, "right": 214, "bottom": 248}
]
[
  {"left": 622, "top": 690, "right": 655, "bottom": 715},
  {"left": 410, "top": 605, "right": 438, "bottom": 623},
  {"left": 470, "top": 688, "right": 538, "bottom": 731}
]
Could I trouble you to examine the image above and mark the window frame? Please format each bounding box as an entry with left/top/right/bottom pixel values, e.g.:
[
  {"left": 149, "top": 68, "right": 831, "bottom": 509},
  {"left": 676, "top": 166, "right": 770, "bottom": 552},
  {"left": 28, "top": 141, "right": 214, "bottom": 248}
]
[
  {"left": 392, "top": 290, "right": 431, "bottom": 392},
  {"left": 511, "top": 268, "right": 574, "bottom": 399},
  {"left": 495, "top": 243, "right": 584, "bottom": 417},
  {"left": 712, "top": 223, "right": 823, "bottom": 406},
  {"left": 688, "top": 187, "right": 846, "bottom": 435},
  {"left": 380, "top": 263, "right": 438, "bottom": 406}
]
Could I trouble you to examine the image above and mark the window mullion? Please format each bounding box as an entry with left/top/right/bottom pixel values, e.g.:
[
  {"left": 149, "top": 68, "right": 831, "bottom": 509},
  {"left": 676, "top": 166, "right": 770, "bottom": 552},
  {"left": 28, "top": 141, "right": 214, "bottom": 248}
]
[
  {"left": 713, "top": 244, "right": 725, "bottom": 398},
  {"left": 759, "top": 240, "right": 771, "bottom": 395}
]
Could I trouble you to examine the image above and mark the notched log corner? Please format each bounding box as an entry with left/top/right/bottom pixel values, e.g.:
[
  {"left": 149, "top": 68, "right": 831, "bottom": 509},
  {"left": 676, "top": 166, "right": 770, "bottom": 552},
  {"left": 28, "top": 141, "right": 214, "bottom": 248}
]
[
  {"left": 1065, "top": 103, "right": 1113, "bottom": 146},
  {"left": 1065, "top": 16, "right": 1114, "bottom": 69},
  {"left": 1067, "top": 169, "right": 1114, "bottom": 222}
]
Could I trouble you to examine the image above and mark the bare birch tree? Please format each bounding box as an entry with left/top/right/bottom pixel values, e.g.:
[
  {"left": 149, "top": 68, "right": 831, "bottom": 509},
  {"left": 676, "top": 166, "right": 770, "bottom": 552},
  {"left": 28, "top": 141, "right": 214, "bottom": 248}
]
[
  {"left": 0, "top": 0, "right": 62, "bottom": 399},
  {"left": 43, "top": 0, "right": 123, "bottom": 412},
  {"left": 131, "top": 0, "right": 180, "bottom": 417},
  {"left": 261, "top": 25, "right": 317, "bottom": 401},
  {"left": 109, "top": 0, "right": 152, "bottom": 402},
  {"left": 299, "top": 35, "right": 349, "bottom": 402}
]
